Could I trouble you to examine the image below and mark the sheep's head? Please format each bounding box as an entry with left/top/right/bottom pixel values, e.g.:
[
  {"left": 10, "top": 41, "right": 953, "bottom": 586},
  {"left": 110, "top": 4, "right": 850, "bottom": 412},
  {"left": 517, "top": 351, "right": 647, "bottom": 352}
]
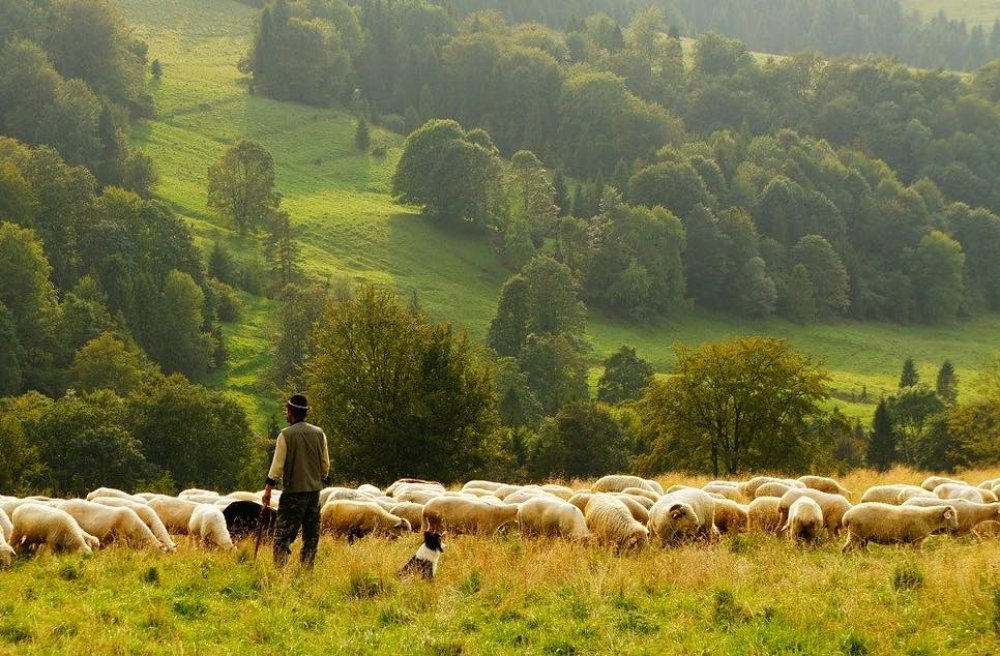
[
  {"left": 667, "top": 503, "right": 698, "bottom": 530},
  {"left": 941, "top": 506, "right": 959, "bottom": 533}
]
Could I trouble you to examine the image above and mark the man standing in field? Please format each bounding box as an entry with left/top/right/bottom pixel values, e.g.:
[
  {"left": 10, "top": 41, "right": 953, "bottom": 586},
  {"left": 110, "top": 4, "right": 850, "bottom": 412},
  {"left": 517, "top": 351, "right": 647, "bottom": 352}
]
[{"left": 262, "top": 394, "right": 331, "bottom": 568}]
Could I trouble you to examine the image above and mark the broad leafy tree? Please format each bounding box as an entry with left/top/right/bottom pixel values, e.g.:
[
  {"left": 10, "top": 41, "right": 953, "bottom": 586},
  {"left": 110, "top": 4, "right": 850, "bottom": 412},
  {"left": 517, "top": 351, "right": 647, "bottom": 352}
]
[
  {"left": 636, "top": 337, "right": 829, "bottom": 475},
  {"left": 207, "top": 140, "right": 278, "bottom": 234},
  {"left": 598, "top": 345, "right": 654, "bottom": 405}
]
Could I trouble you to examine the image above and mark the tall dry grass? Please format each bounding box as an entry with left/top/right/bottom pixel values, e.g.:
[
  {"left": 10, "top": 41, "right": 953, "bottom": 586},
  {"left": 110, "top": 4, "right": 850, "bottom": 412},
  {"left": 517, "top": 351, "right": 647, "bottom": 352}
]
[{"left": 1, "top": 468, "right": 998, "bottom": 654}]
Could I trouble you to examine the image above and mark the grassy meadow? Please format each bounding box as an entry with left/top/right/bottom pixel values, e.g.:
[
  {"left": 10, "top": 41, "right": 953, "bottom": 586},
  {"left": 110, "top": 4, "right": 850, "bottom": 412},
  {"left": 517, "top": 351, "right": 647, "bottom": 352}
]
[
  {"left": 901, "top": 0, "right": 1000, "bottom": 28},
  {"left": 2, "top": 468, "right": 999, "bottom": 655},
  {"left": 115, "top": 0, "right": 1000, "bottom": 430}
]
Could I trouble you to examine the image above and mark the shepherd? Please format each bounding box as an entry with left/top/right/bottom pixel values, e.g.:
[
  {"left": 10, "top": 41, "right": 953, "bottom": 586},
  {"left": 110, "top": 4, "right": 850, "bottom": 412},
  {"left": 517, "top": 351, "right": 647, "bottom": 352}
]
[{"left": 262, "top": 394, "right": 331, "bottom": 568}]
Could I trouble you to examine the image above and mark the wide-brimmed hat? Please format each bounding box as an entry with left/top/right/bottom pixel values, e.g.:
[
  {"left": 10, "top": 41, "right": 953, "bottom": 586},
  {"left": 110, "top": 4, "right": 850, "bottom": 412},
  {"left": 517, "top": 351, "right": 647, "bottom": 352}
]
[{"left": 286, "top": 394, "right": 309, "bottom": 411}]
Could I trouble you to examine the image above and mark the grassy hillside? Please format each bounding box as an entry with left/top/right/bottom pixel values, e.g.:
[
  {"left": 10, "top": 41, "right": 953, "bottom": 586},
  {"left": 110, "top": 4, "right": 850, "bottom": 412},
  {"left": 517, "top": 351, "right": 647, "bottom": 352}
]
[
  {"left": 117, "top": 0, "right": 1000, "bottom": 429},
  {"left": 2, "top": 468, "right": 999, "bottom": 654},
  {"left": 902, "top": 0, "right": 1000, "bottom": 28}
]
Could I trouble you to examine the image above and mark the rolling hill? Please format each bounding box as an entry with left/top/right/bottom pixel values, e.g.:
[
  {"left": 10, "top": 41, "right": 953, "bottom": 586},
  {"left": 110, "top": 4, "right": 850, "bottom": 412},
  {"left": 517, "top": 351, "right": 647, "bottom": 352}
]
[{"left": 115, "top": 0, "right": 1000, "bottom": 429}]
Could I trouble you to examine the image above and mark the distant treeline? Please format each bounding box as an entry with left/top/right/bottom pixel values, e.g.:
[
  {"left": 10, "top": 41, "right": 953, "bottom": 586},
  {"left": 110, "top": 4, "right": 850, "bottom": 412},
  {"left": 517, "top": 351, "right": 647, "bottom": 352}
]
[
  {"left": 248, "top": 0, "right": 1000, "bottom": 325},
  {"left": 0, "top": 0, "right": 156, "bottom": 194},
  {"left": 443, "top": 0, "right": 1000, "bottom": 71}
]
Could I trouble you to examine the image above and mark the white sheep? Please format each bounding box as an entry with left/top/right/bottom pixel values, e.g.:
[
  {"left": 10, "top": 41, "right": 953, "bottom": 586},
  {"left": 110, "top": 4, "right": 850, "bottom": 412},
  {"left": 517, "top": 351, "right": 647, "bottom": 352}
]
[
  {"left": 737, "top": 476, "right": 787, "bottom": 498},
  {"left": 422, "top": 496, "right": 519, "bottom": 535},
  {"left": 784, "top": 496, "right": 824, "bottom": 544},
  {"left": 461, "top": 480, "right": 505, "bottom": 492},
  {"left": 517, "top": 497, "right": 590, "bottom": 541},
  {"left": 503, "top": 489, "right": 556, "bottom": 505},
  {"left": 702, "top": 483, "right": 743, "bottom": 502},
  {"left": 179, "top": 488, "right": 219, "bottom": 499},
  {"left": 385, "top": 479, "right": 444, "bottom": 497},
  {"left": 90, "top": 497, "right": 177, "bottom": 551},
  {"left": 797, "top": 475, "right": 853, "bottom": 499},
  {"left": 644, "top": 480, "right": 665, "bottom": 495},
  {"left": 389, "top": 502, "right": 424, "bottom": 532},
  {"left": 841, "top": 502, "right": 958, "bottom": 552},
  {"left": 584, "top": 493, "right": 648, "bottom": 550},
  {"left": 777, "top": 489, "right": 853, "bottom": 535},
  {"left": 860, "top": 484, "right": 928, "bottom": 505},
  {"left": 747, "top": 497, "right": 783, "bottom": 534},
  {"left": 86, "top": 487, "right": 147, "bottom": 504},
  {"left": 712, "top": 498, "right": 749, "bottom": 534},
  {"left": 621, "top": 487, "right": 660, "bottom": 503},
  {"left": 902, "top": 497, "right": 1000, "bottom": 534},
  {"left": 320, "top": 500, "right": 410, "bottom": 540},
  {"left": 921, "top": 476, "right": 966, "bottom": 491},
  {"left": 0, "top": 507, "right": 12, "bottom": 542},
  {"left": 753, "top": 482, "right": 793, "bottom": 499},
  {"left": 57, "top": 500, "right": 165, "bottom": 551},
  {"left": 148, "top": 497, "right": 202, "bottom": 535},
  {"left": 648, "top": 488, "right": 716, "bottom": 545},
  {"left": 592, "top": 475, "right": 656, "bottom": 494},
  {"left": 568, "top": 492, "right": 595, "bottom": 514},
  {"left": 933, "top": 483, "right": 991, "bottom": 503},
  {"left": 613, "top": 494, "right": 651, "bottom": 524},
  {"left": 9, "top": 503, "right": 94, "bottom": 555},
  {"left": 357, "top": 484, "right": 383, "bottom": 497},
  {"left": 540, "top": 484, "right": 576, "bottom": 501},
  {"left": 188, "top": 504, "right": 235, "bottom": 550}
]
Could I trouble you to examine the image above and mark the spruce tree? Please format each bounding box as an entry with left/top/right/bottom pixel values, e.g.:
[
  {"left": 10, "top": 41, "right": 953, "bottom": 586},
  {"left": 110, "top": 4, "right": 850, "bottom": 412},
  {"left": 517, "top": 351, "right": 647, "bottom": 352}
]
[
  {"left": 867, "top": 399, "right": 896, "bottom": 471},
  {"left": 935, "top": 360, "right": 958, "bottom": 405},
  {"left": 553, "top": 169, "right": 568, "bottom": 216},
  {"left": 899, "top": 357, "right": 919, "bottom": 388},
  {"left": 354, "top": 115, "right": 371, "bottom": 152}
]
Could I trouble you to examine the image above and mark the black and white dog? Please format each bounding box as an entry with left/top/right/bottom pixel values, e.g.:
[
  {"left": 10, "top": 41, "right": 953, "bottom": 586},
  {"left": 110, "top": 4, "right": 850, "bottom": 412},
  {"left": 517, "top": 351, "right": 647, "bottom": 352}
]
[{"left": 399, "top": 531, "right": 446, "bottom": 580}]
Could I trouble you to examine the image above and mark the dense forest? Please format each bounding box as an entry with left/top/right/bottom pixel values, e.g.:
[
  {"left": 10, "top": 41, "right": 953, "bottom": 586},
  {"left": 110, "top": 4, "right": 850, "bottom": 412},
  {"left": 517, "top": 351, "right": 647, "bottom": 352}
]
[
  {"left": 1, "top": 0, "right": 1000, "bottom": 493},
  {"left": 0, "top": 1, "right": 256, "bottom": 494},
  {"left": 249, "top": 0, "right": 1000, "bottom": 325},
  {"left": 443, "top": 0, "right": 1000, "bottom": 70}
]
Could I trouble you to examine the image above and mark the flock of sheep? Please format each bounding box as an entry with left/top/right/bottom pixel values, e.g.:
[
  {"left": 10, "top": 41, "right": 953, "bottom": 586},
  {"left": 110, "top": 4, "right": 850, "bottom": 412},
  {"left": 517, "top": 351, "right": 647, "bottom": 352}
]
[{"left": 2, "top": 473, "right": 999, "bottom": 564}]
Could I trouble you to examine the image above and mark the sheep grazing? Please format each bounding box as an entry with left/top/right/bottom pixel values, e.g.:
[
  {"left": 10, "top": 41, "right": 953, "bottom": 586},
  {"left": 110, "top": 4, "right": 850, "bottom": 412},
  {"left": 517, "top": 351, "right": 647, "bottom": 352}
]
[
  {"left": 389, "top": 502, "right": 425, "bottom": 532},
  {"left": 613, "top": 494, "right": 651, "bottom": 524},
  {"left": 784, "top": 497, "right": 824, "bottom": 544},
  {"left": 321, "top": 500, "right": 410, "bottom": 541},
  {"left": 747, "top": 497, "right": 783, "bottom": 534},
  {"left": 592, "top": 475, "right": 655, "bottom": 494},
  {"left": 702, "top": 483, "right": 743, "bottom": 502},
  {"left": 584, "top": 494, "right": 648, "bottom": 550},
  {"left": 517, "top": 497, "right": 590, "bottom": 541},
  {"left": 503, "top": 489, "right": 555, "bottom": 505},
  {"left": 933, "top": 483, "right": 991, "bottom": 504},
  {"left": 621, "top": 487, "right": 660, "bottom": 503},
  {"left": 841, "top": 502, "right": 958, "bottom": 552},
  {"left": 57, "top": 500, "right": 165, "bottom": 551},
  {"left": 798, "top": 476, "right": 852, "bottom": 499},
  {"left": 461, "top": 480, "right": 505, "bottom": 493},
  {"left": 902, "top": 497, "right": 1000, "bottom": 534},
  {"left": 921, "top": 476, "right": 966, "bottom": 491},
  {"left": 222, "top": 501, "right": 277, "bottom": 541},
  {"left": 385, "top": 479, "right": 443, "bottom": 498},
  {"left": 712, "top": 499, "right": 749, "bottom": 535},
  {"left": 754, "top": 482, "right": 793, "bottom": 499},
  {"left": 568, "top": 492, "right": 595, "bottom": 515},
  {"left": 777, "top": 489, "right": 853, "bottom": 535},
  {"left": 737, "top": 476, "right": 786, "bottom": 498},
  {"left": 541, "top": 484, "right": 576, "bottom": 501},
  {"left": 422, "top": 497, "right": 518, "bottom": 535},
  {"left": 357, "top": 484, "right": 383, "bottom": 497},
  {"left": 393, "top": 487, "right": 445, "bottom": 505},
  {"left": 188, "top": 504, "right": 235, "bottom": 550},
  {"left": 9, "top": 503, "right": 94, "bottom": 555},
  {"left": 860, "top": 484, "right": 928, "bottom": 505},
  {"left": 90, "top": 497, "right": 177, "bottom": 551},
  {"left": 148, "top": 497, "right": 201, "bottom": 535},
  {"left": 0, "top": 507, "right": 12, "bottom": 542},
  {"left": 86, "top": 487, "right": 147, "bottom": 504},
  {"left": 647, "top": 488, "right": 716, "bottom": 545}
]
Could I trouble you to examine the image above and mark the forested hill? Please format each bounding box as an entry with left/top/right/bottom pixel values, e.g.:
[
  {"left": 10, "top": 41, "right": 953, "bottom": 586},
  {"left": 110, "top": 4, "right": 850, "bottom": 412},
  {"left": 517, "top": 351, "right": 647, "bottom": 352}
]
[{"left": 442, "top": 0, "right": 1000, "bottom": 70}]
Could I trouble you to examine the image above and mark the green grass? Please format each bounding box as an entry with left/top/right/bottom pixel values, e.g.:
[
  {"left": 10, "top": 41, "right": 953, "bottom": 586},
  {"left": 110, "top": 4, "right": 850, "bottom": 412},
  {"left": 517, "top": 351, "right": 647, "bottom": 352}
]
[
  {"left": 117, "top": 0, "right": 1000, "bottom": 430},
  {"left": 901, "top": 0, "right": 1000, "bottom": 28}
]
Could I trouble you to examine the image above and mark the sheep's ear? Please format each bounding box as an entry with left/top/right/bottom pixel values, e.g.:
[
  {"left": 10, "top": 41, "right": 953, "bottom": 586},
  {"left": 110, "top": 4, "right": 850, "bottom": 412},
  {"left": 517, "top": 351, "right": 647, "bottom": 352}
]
[{"left": 943, "top": 507, "right": 954, "bottom": 520}]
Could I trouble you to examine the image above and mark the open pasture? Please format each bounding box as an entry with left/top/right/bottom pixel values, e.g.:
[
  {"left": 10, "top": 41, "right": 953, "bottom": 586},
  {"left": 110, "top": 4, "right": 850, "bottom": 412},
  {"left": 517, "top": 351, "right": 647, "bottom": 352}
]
[{"left": 2, "top": 468, "right": 999, "bottom": 654}]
